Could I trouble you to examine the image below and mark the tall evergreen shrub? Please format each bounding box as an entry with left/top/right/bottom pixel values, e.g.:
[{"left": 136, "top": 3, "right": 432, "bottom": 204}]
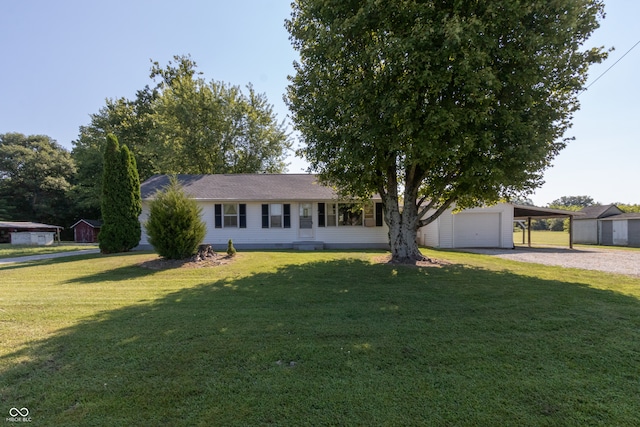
[
  {"left": 99, "top": 134, "right": 142, "bottom": 253},
  {"left": 145, "top": 177, "right": 207, "bottom": 259}
]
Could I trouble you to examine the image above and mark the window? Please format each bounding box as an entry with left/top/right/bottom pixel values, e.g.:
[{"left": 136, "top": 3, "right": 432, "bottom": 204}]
[
  {"left": 318, "top": 202, "right": 383, "bottom": 227},
  {"left": 215, "top": 204, "right": 246, "bottom": 228},
  {"left": 262, "top": 203, "right": 291, "bottom": 228}
]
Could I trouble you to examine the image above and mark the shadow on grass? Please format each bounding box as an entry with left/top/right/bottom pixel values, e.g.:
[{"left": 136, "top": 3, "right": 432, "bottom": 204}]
[{"left": 2, "top": 257, "right": 640, "bottom": 426}]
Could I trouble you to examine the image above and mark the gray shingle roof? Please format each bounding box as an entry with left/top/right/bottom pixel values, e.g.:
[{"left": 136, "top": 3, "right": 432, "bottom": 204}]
[
  {"left": 140, "top": 174, "right": 339, "bottom": 201},
  {"left": 577, "top": 204, "right": 623, "bottom": 219}
]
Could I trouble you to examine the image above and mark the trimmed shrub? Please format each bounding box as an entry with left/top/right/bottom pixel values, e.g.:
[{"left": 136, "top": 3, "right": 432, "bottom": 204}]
[
  {"left": 145, "top": 177, "right": 206, "bottom": 259},
  {"left": 226, "top": 239, "right": 236, "bottom": 257}
]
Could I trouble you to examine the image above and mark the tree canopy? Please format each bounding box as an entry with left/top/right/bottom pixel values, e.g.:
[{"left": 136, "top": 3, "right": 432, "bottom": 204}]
[
  {"left": 73, "top": 55, "right": 291, "bottom": 213},
  {"left": 0, "top": 133, "right": 76, "bottom": 224},
  {"left": 286, "top": 0, "right": 607, "bottom": 262}
]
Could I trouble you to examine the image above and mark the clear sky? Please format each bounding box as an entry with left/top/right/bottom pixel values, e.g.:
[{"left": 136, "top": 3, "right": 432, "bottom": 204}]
[{"left": 1, "top": 1, "right": 638, "bottom": 206}]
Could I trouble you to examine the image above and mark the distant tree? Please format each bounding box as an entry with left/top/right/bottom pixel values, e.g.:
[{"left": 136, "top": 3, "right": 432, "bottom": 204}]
[
  {"left": 550, "top": 196, "right": 596, "bottom": 208},
  {"left": 547, "top": 195, "right": 595, "bottom": 231},
  {"left": 73, "top": 55, "right": 291, "bottom": 213},
  {"left": 99, "top": 134, "right": 141, "bottom": 253},
  {"left": 144, "top": 176, "right": 206, "bottom": 259},
  {"left": 286, "top": 0, "right": 607, "bottom": 262},
  {"left": 0, "top": 133, "right": 76, "bottom": 225},
  {"left": 615, "top": 203, "right": 640, "bottom": 213}
]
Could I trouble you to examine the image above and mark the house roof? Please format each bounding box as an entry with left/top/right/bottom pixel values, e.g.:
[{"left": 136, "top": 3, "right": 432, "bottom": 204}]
[
  {"left": 576, "top": 204, "right": 623, "bottom": 219},
  {"left": 140, "top": 174, "right": 340, "bottom": 202},
  {"left": 71, "top": 219, "right": 103, "bottom": 228},
  {"left": 0, "top": 221, "right": 63, "bottom": 230},
  {"left": 598, "top": 212, "right": 640, "bottom": 221}
]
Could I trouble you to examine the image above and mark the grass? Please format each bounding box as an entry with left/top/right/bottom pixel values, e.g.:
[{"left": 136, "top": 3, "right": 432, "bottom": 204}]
[
  {"left": 1, "top": 249, "right": 640, "bottom": 425},
  {"left": 0, "top": 243, "right": 98, "bottom": 259},
  {"left": 513, "top": 230, "right": 571, "bottom": 247}
]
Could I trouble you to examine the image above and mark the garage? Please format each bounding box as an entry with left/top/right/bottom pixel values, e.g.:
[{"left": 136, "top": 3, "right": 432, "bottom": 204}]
[{"left": 453, "top": 213, "right": 501, "bottom": 248}]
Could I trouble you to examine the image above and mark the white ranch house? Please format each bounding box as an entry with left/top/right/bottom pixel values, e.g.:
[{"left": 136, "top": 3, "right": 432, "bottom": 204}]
[{"left": 138, "top": 174, "right": 579, "bottom": 250}]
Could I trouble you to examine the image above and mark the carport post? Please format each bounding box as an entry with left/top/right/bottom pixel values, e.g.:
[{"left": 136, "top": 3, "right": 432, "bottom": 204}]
[
  {"left": 527, "top": 217, "right": 532, "bottom": 248},
  {"left": 569, "top": 215, "right": 574, "bottom": 249}
]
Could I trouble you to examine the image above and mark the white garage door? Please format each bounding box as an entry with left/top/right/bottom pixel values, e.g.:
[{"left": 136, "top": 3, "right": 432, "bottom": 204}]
[{"left": 453, "top": 213, "right": 501, "bottom": 248}]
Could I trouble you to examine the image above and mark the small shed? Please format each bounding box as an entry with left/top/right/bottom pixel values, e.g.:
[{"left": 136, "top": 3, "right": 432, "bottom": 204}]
[
  {"left": 598, "top": 213, "right": 640, "bottom": 247},
  {"left": 0, "top": 221, "right": 63, "bottom": 245},
  {"left": 71, "top": 219, "right": 103, "bottom": 243}
]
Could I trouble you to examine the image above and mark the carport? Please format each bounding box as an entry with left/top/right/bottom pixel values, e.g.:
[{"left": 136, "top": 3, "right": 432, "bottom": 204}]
[{"left": 513, "top": 205, "right": 584, "bottom": 249}]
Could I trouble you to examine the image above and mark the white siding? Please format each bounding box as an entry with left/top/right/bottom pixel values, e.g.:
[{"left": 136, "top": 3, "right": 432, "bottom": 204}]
[
  {"left": 573, "top": 219, "right": 598, "bottom": 244},
  {"left": 419, "top": 203, "right": 514, "bottom": 249},
  {"left": 140, "top": 201, "right": 389, "bottom": 249}
]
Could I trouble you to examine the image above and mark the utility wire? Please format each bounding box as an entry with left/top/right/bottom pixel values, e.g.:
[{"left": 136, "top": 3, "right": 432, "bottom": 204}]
[{"left": 581, "top": 40, "right": 640, "bottom": 94}]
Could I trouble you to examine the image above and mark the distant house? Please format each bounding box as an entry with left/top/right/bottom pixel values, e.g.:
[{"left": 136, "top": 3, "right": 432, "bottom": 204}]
[
  {"left": 71, "top": 219, "right": 103, "bottom": 243},
  {"left": 0, "top": 221, "right": 63, "bottom": 245}
]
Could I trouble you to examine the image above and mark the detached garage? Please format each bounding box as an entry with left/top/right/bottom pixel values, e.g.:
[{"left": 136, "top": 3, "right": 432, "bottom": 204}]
[
  {"left": 421, "top": 203, "right": 581, "bottom": 249},
  {"left": 421, "top": 203, "right": 514, "bottom": 249}
]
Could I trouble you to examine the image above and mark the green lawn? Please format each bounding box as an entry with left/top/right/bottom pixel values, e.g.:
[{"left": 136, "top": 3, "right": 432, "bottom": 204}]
[
  {"left": 1, "top": 249, "right": 640, "bottom": 426},
  {"left": 513, "top": 230, "right": 571, "bottom": 247},
  {"left": 0, "top": 243, "right": 99, "bottom": 259}
]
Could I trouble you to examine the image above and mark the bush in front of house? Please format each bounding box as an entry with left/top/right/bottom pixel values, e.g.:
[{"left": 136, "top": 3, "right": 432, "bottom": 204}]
[
  {"left": 226, "top": 239, "right": 236, "bottom": 257},
  {"left": 145, "top": 176, "right": 206, "bottom": 259}
]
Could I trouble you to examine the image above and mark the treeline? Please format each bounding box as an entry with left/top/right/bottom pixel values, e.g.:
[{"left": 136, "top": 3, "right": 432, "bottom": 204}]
[{"left": 0, "top": 56, "right": 291, "bottom": 239}]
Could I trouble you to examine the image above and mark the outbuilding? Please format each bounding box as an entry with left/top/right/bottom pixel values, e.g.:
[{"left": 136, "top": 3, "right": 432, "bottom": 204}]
[
  {"left": 598, "top": 213, "right": 640, "bottom": 247},
  {"left": 0, "top": 221, "right": 63, "bottom": 245},
  {"left": 573, "top": 204, "right": 623, "bottom": 245},
  {"left": 71, "top": 219, "right": 103, "bottom": 243}
]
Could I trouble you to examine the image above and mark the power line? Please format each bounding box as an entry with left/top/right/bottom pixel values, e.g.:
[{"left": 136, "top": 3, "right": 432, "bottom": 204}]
[{"left": 581, "top": 40, "right": 640, "bottom": 93}]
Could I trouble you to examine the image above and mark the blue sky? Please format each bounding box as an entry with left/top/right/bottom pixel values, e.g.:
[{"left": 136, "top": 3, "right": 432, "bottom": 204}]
[{"left": 1, "top": 1, "right": 638, "bottom": 206}]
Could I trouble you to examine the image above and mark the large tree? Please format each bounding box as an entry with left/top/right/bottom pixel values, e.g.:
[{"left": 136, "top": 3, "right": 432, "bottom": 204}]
[
  {"left": 72, "top": 55, "right": 291, "bottom": 213},
  {"left": 286, "top": 0, "right": 607, "bottom": 262},
  {"left": 99, "top": 134, "right": 141, "bottom": 253},
  {"left": 0, "top": 133, "right": 76, "bottom": 225}
]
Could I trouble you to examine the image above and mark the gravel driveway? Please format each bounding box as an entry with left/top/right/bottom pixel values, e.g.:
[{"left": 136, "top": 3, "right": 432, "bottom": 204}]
[{"left": 464, "top": 246, "right": 640, "bottom": 277}]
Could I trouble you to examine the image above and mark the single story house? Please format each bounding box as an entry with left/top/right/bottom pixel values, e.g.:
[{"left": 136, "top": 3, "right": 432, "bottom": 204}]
[
  {"left": 138, "top": 174, "right": 581, "bottom": 251},
  {"left": 0, "top": 221, "right": 63, "bottom": 245},
  {"left": 139, "top": 174, "right": 389, "bottom": 250},
  {"left": 70, "top": 219, "right": 103, "bottom": 243},
  {"left": 573, "top": 204, "right": 623, "bottom": 245}
]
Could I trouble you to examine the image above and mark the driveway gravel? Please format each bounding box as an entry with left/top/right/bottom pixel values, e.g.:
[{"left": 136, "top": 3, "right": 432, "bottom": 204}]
[{"left": 464, "top": 246, "right": 640, "bottom": 277}]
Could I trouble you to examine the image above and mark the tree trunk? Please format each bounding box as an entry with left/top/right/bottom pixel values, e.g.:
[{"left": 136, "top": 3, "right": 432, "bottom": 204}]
[{"left": 383, "top": 193, "right": 425, "bottom": 263}]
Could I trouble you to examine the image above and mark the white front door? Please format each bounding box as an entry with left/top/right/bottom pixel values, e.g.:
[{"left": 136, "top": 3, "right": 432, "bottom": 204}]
[{"left": 298, "top": 203, "right": 314, "bottom": 239}]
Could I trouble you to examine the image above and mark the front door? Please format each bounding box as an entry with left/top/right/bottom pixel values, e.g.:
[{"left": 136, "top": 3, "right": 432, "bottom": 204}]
[{"left": 298, "top": 203, "right": 314, "bottom": 239}]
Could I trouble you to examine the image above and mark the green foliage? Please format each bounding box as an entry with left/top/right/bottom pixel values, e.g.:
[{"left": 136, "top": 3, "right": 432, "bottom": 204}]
[
  {"left": 145, "top": 177, "right": 206, "bottom": 259},
  {"left": 0, "top": 133, "right": 76, "bottom": 224},
  {"left": 617, "top": 203, "right": 640, "bottom": 213},
  {"left": 286, "top": 1, "right": 607, "bottom": 261},
  {"left": 72, "top": 55, "right": 291, "bottom": 213},
  {"left": 226, "top": 239, "right": 236, "bottom": 257},
  {"left": 99, "top": 134, "right": 142, "bottom": 253}
]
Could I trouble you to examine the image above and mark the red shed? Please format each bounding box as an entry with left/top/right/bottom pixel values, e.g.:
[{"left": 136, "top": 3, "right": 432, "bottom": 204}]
[{"left": 71, "top": 219, "right": 103, "bottom": 243}]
